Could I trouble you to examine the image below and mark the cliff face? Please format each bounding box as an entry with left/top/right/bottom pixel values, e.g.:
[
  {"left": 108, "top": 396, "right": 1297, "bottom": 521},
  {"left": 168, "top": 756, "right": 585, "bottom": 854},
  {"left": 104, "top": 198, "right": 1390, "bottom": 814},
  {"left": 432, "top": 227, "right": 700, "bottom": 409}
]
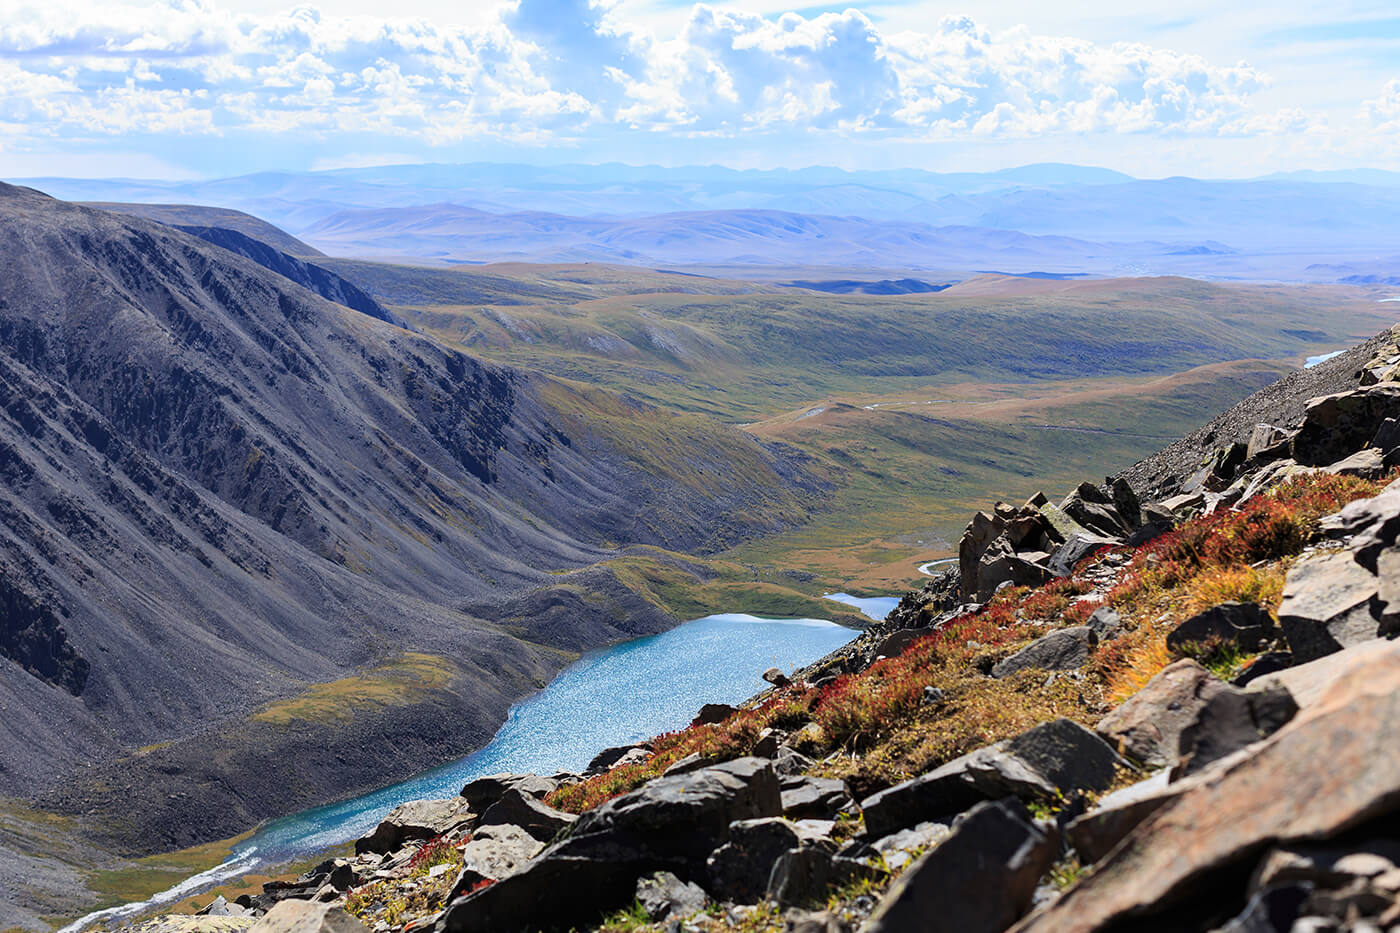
[{"left": 0, "top": 184, "right": 815, "bottom": 844}]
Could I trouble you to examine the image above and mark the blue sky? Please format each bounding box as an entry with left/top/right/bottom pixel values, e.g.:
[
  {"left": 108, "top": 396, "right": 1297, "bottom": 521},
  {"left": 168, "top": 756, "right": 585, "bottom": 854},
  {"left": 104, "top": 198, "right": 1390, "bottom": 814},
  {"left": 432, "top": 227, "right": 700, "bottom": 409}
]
[{"left": 0, "top": 0, "right": 1396, "bottom": 179}]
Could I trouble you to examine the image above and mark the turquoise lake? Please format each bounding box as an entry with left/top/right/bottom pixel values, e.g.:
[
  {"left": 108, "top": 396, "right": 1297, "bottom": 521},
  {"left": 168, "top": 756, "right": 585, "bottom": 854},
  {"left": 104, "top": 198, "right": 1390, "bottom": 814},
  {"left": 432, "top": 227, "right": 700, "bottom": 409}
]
[
  {"left": 232, "top": 612, "right": 858, "bottom": 864},
  {"left": 63, "top": 611, "right": 860, "bottom": 931}
]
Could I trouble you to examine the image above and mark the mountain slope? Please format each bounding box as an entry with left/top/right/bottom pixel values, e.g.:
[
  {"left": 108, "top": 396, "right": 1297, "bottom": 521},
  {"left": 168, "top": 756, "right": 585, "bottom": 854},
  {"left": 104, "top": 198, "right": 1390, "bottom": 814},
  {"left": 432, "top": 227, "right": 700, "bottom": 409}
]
[
  {"left": 0, "top": 184, "right": 815, "bottom": 848},
  {"left": 80, "top": 201, "right": 322, "bottom": 256}
]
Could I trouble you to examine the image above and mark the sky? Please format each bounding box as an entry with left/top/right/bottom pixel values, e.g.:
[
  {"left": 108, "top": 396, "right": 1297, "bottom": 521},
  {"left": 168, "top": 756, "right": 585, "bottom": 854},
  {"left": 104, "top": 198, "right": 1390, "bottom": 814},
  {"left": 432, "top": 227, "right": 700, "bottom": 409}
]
[{"left": 0, "top": 0, "right": 1396, "bottom": 180}]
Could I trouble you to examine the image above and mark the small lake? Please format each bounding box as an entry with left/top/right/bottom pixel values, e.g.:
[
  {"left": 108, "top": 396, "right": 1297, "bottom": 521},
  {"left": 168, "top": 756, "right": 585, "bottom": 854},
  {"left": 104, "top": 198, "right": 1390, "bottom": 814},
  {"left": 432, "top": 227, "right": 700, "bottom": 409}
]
[
  {"left": 65, "top": 612, "right": 859, "bottom": 930},
  {"left": 1305, "top": 349, "right": 1345, "bottom": 368},
  {"left": 235, "top": 613, "right": 857, "bottom": 864},
  {"left": 823, "top": 592, "right": 900, "bottom": 620}
]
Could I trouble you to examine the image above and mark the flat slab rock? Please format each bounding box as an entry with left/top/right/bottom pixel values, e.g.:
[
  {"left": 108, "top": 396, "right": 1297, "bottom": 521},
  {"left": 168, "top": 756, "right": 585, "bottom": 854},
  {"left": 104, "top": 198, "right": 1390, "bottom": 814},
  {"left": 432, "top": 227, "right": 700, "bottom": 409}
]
[
  {"left": 1011, "top": 638, "right": 1400, "bottom": 933},
  {"left": 248, "top": 902, "right": 367, "bottom": 933},
  {"left": 355, "top": 797, "right": 472, "bottom": 855},
  {"left": 861, "top": 718, "right": 1121, "bottom": 839},
  {"left": 991, "top": 627, "right": 1096, "bottom": 679}
]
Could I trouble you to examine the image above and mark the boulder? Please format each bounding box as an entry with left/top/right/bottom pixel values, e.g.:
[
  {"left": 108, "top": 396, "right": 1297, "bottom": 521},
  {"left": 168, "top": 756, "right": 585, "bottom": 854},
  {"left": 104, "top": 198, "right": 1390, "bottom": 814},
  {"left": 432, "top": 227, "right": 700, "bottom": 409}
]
[
  {"left": 783, "top": 910, "right": 843, "bottom": 933},
  {"left": 869, "top": 821, "right": 950, "bottom": 872},
  {"left": 1292, "top": 385, "right": 1400, "bottom": 466},
  {"left": 873, "top": 629, "right": 922, "bottom": 660},
  {"left": 1060, "top": 482, "right": 1134, "bottom": 539},
  {"left": 707, "top": 817, "right": 820, "bottom": 904},
  {"left": 635, "top": 871, "right": 707, "bottom": 921},
  {"left": 860, "top": 719, "right": 1121, "bottom": 838},
  {"left": 1373, "top": 417, "right": 1400, "bottom": 454},
  {"left": 662, "top": 752, "right": 713, "bottom": 777},
  {"left": 763, "top": 667, "right": 791, "bottom": 687},
  {"left": 975, "top": 551, "right": 1053, "bottom": 601},
  {"left": 436, "top": 758, "right": 781, "bottom": 932},
  {"left": 355, "top": 797, "right": 472, "bottom": 855},
  {"left": 1164, "top": 601, "right": 1276, "bottom": 655},
  {"left": 196, "top": 896, "right": 249, "bottom": 918},
  {"left": 1094, "top": 659, "right": 1232, "bottom": 768},
  {"left": 1320, "top": 479, "right": 1400, "bottom": 560},
  {"left": 477, "top": 788, "right": 577, "bottom": 842},
  {"left": 779, "top": 776, "right": 853, "bottom": 820},
  {"left": 1246, "top": 423, "right": 1291, "bottom": 461},
  {"left": 1009, "top": 639, "right": 1400, "bottom": 933},
  {"left": 990, "top": 627, "right": 1096, "bottom": 679},
  {"left": 1047, "top": 530, "right": 1119, "bottom": 577},
  {"left": 247, "top": 902, "right": 368, "bottom": 933},
  {"left": 1277, "top": 550, "right": 1384, "bottom": 662},
  {"left": 460, "top": 774, "right": 557, "bottom": 812},
  {"left": 864, "top": 800, "right": 1057, "bottom": 933},
  {"left": 1173, "top": 683, "right": 1298, "bottom": 779},
  {"left": 752, "top": 728, "right": 784, "bottom": 758},
  {"left": 453, "top": 824, "right": 545, "bottom": 886},
  {"left": 773, "top": 746, "right": 815, "bottom": 776},
  {"left": 766, "top": 847, "right": 884, "bottom": 909},
  {"left": 1086, "top": 607, "right": 1123, "bottom": 641},
  {"left": 1325, "top": 447, "right": 1387, "bottom": 478},
  {"left": 693, "top": 702, "right": 737, "bottom": 726},
  {"left": 584, "top": 742, "right": 651, "bottom": 775}
]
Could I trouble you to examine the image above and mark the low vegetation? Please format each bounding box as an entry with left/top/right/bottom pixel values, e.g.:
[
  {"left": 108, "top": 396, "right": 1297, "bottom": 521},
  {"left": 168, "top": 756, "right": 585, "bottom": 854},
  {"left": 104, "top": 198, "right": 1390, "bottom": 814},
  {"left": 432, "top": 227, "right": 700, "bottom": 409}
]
[{"left": 549, "top": 470, "right": 1394, "bottom": 816}]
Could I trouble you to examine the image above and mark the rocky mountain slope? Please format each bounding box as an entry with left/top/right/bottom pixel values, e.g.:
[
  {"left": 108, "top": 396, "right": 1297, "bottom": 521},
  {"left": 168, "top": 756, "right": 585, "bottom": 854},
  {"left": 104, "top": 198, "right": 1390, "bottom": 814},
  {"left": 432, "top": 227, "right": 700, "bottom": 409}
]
[
  {"left": 161, "top": 322, "right": 1400, "bottom": 933},
  {"left": 0, "top": 184, "right": 818, "bottom": 857}
]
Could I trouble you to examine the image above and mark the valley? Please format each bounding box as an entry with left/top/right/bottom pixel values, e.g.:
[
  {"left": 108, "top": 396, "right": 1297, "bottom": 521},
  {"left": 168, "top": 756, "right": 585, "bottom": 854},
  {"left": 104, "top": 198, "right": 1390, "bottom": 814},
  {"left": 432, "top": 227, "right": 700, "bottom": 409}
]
[{"left": 1, "top": 178, "right": 1396, "bottom": 933}]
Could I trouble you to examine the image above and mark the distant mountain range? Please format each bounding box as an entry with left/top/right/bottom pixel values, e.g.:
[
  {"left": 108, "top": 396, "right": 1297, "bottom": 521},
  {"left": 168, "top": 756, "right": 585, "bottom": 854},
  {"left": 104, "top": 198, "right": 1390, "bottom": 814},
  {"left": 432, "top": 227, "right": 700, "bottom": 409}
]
[{"left": 16, "top": 163, "right": 1400, "bottom": 282}]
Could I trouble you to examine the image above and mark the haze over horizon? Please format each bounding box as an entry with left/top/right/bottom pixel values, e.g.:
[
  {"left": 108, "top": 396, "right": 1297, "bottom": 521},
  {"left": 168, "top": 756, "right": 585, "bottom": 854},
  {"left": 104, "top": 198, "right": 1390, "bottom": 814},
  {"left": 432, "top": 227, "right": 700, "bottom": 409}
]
[{"left": 2, "top": 0, "right": 1398, "bottom": 181}]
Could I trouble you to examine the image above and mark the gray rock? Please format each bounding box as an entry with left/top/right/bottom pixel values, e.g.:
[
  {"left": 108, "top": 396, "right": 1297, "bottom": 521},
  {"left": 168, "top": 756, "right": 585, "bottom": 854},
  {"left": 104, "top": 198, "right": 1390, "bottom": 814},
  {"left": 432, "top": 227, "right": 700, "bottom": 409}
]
[
  {"left": 477, "top": 787, "right": 577, "bottom": 842},
  {"left": 662, "top": 752, "right": 712, "bottom": 777},
  {"left": 584, "top": 742, "right": 651, "bottom": 775},
  {"left": 863, "top": 800, "right": 1057, "bottom": 933},
  {"left": 436, "top": 758, "right": 781, "bottom": 932},
  {"left": 460, "top": 774, "right": 557, "bottom": 812},
  {"left": 693, "top": 702, "right": 737, "bottom": 725},
  {"left": 773, "top": 746, "right": 815, "bottom": 776},
  {"left": 247, "top": 901, "right": 368, "bottom": 933},
  {"left": 975, "top": 550, "right": 1053, "bottom": 602},
  {"left": 1293, "top": 386, "right": 1400, "bottom": 466},
  {"left": 1325, "top": 448, "right": 1387, "bottom": 478},
  {"left": 1047, "top": 530, "right": 1120, "bottom": 578},
  {"left": 197, "top": 896, "right": 249, "bottom": 917},
  {"left": 991, "top": 627, "right": 1096, "bottom": 679},
  {"left": 453, "top": 825, "right": 544, "bottom": 886},
  {"left": 753, "top": 728, "right": 785, "bottom": 758},
  {"left": 1087, "top": 607, "right": 1123, "bottom": 640},
  {"left": 860, "top": 719, "right": 1121, "bottom": 838},
  {"left": 1372, "top": 417, "right": 1400, "bottom": 454},
  {"left": 1277, "top": 550, "right": 1383, "bottom": 662},
  {"left": 1165, "top": 601, "right": 1276, "bottom": 655},
  {"left": 1173, "top": 684, "right": 1298, "bottom": 779},
  {"left": 1246, "top": 423, "right": 1291, "bottom": 460},
  {"left": 355, "top": 797, "right": 472, "bottom": 855},
  {"left": 766, "top": 847, "right": 884, "bottom": 909},
  {"left": 1252, "top": 839, "right": 1400, "bottom": 893},
  {"left": 780, "top": 776, "right": 853, "bottom": 820},
  {"left": 1060, "top": 482, "right": 1135, "bottom": 539},
  {"left": 707, "top": 817, "right": 811, "bottom": 904},
  {"left": 873, "top": 629, "right": 921, "bottom": 659},
  {"left": 870, "top": 821, "right": 950, "bottom": 871},
  {"left": 1094, "top": 659, "right": 1233, "bottom": 768},
  {"left": 763, "top": 667, "right": 792, "bottom": 687},
  {"left": 635, "top": 871, "right": 707, "bottom": 921},
  {"left": 921, "top": 686, "right": 946, "bottom": 706}
]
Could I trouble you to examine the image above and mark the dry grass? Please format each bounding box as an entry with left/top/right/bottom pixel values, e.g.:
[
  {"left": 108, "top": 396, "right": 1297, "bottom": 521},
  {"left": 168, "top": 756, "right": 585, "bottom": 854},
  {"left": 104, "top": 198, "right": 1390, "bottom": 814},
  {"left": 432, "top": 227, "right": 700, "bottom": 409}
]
[{"left": 251, "top": 653, "right": 456, "bottom": 726}]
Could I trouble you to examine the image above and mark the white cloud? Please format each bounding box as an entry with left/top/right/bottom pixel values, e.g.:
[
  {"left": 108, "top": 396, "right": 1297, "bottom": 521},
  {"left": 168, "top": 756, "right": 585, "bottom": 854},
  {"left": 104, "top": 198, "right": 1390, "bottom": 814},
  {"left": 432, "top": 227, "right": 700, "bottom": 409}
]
[{"left": 0, "top": 0, "right": 1388, "bottom": 171}]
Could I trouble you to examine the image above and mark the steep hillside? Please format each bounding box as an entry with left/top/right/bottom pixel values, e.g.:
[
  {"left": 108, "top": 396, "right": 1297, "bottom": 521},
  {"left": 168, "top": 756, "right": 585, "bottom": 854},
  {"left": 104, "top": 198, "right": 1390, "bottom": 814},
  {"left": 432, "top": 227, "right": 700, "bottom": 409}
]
[
  {"left": 0, "top": 184, "right": 816, "bottom": 853},
  {"left": 80, "top": 202, "right": 322, "bottom": 257}
]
